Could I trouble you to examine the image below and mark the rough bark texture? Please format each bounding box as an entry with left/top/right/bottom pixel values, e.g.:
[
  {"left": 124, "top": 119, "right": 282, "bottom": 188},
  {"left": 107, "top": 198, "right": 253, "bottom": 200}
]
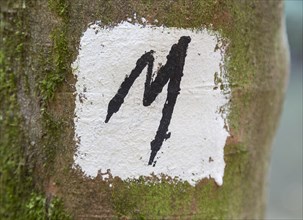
[{"left": 0, "top": 0, "right": 289, "bottom": 219}]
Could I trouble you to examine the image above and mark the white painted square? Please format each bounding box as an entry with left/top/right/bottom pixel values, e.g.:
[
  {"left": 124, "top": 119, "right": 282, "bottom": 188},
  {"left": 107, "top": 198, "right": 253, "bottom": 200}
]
[{"left": 72, "top": 21, "right": 230, "bottom": 186}]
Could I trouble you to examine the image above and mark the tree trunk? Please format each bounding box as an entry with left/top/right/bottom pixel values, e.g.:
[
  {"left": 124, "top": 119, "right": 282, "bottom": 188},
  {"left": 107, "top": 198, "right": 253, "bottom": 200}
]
[{"left": 0, "top": 0, "right": 289, "bottom": 219}]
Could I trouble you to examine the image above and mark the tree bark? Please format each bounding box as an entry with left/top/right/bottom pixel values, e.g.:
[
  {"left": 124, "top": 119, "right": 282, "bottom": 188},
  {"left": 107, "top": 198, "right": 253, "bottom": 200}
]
[{"left": 0, "top": 0, "right": 289, "bottom": 219}]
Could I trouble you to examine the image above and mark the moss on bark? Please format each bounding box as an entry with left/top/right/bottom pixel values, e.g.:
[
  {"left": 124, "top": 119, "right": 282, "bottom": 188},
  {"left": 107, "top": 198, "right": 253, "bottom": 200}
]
[
  {"left": 1, "top": 0, "right": 288, "bottom": 219},
  {"left": 0, "top": 2, "right": 32, "bottom": 217},
  {"left": 0, "top": 1, "right": 70, "bottom": 219}
]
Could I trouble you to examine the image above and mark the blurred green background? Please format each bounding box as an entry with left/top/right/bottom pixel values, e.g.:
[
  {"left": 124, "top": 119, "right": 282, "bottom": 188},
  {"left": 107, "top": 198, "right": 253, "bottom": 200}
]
[{"left": 266, "top": 0, "right": 302, "bottom": 219}]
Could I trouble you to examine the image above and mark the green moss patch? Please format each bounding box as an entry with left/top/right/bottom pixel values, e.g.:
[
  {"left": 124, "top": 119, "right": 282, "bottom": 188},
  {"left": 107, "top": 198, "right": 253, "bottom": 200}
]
[
  {"left": 111, "top": 176, "right": 194, "bottom": 218},
  {"left": 0, "top": 7, "right": 32, "bottom": 218},
  {"left": 26, "top": 193, "right": 71, "bottom": 220},
  {"left": 1, "top": 1, "right": 71, "bottom": 218},
  {"left": 39, "top": 28, "right": 70, "bottom": 103}
]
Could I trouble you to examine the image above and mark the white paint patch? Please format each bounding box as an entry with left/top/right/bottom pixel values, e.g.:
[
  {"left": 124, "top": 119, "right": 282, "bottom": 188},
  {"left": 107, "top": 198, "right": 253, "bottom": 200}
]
[{"left": 72, "top": 21, "right": 230, "bottom": 186}]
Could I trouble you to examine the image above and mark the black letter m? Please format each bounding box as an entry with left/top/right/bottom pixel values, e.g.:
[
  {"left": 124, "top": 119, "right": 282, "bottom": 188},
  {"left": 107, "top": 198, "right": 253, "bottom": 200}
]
[{"left": 105, "top": 36, "right": 191, "bottom": 166}]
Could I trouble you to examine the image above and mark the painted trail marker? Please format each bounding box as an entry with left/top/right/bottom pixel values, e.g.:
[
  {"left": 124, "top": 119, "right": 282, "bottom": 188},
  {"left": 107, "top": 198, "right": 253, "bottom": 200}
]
[{"left": 72, "top": 21, "right": 230, "bottom": 186}]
